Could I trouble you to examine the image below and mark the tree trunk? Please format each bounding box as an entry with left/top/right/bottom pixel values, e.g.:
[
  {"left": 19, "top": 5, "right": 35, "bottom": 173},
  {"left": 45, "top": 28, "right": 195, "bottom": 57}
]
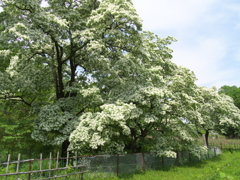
[
  {"left": 202, "top": 130, "right": 209, "bottom": 147},
  {"left": 61, "top": 140, "right": 70, "bottom": 157},
  {"left": 205, "top": 130, "right": 209, "bottom": 147}
]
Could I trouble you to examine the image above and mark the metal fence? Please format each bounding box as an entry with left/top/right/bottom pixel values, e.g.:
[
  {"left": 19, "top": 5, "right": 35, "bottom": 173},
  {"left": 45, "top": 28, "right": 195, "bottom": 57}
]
[
  {"left": 80, "top": 146, "right": 221, "bottom": 175},
  {"left": 0, "top": 146, "right": 221, "bottom": 179}
]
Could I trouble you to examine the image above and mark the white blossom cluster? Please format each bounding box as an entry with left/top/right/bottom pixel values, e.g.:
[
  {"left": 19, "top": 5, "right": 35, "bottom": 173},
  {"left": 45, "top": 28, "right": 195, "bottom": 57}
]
[{"left": 69, "top": 102, "right": 137, "bottom": 153}]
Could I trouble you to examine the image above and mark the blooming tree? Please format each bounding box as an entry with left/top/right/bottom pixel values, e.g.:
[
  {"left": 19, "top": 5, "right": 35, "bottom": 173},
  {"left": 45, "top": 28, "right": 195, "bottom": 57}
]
[
  {"left": 187, "top": 87, "right": 240, "bottom": 147},
  {"left": 218, "top": 85, "right": 240, "bottom": 138},
  {"left": 0, "top": 0, "right": 142, "bottom": 156},
  {"left": 1, "top": 0, "right": 235, "bottom": 158},
  {"left": 69, "top": 32, "right": 207, "bottom": 157},
  {"left": 219, "top": 85, "right": 240, "bottom": 109}
]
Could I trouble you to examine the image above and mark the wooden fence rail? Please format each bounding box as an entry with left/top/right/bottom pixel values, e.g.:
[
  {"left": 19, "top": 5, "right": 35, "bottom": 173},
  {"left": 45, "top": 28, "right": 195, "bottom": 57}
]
[{"left": 0, "top": 152, "right": 88, "bottom": 180}]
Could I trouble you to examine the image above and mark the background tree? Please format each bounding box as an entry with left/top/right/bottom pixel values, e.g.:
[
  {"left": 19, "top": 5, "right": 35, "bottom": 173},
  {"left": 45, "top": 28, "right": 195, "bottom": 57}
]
[
  {"left": 218, "top": 85, "right": 240, "bottom": 138},
  {"left": 189, "top": 87, "right": 240, "bottom": 147},
  {"left": 219, "top": 85, "right": 240, "bottom": 109},
  {"left": 0, "top": 100, "right": 55, "bottom": 158}
]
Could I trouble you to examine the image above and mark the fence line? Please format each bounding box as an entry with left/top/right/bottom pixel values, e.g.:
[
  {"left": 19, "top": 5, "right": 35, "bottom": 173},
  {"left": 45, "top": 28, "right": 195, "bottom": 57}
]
[
  {"left": 209, "top": 142, "right": 240, "bottom": 149},
  {"left": 0, "top": 146, "right": 221, "bottom": 179},
  {"left": 0, "top": 152, "right": 87, "bottom": 180}
]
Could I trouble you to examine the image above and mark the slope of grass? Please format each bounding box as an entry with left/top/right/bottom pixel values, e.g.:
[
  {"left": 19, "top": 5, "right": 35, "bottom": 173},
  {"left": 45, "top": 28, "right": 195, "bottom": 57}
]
[
  {"left": 210, "top": 153, "right": 240, "bottom": 180},
  {"left": 83, "top": 149, "right": 240, "bottom": 180}
]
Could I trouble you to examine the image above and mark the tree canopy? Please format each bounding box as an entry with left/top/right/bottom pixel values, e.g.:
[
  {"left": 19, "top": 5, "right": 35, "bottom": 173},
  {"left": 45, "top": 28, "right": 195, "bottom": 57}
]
[
  {"left": 69, "top": 32, "right": 204, "bottom": 156},
  {"left": 219, "top": 85, "right": 240, "bottom": 109},
  {"left": 218, "top": 85, "right": 240, "bottom": 138},
  {"left": 186, "top": 87, "right": 240, "bottom": 146}
]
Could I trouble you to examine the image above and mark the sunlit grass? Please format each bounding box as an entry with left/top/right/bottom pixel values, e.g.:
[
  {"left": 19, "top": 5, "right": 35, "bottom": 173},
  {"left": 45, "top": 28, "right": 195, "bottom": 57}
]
[{"left": 83, "top": 149, "right": 240, "bottom": 180}]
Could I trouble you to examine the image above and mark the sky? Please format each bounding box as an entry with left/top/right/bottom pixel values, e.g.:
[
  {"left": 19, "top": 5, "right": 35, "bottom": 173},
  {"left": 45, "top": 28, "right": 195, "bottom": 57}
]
[{"left": 132, "top": 0, "right": 240, "bottom": 88}]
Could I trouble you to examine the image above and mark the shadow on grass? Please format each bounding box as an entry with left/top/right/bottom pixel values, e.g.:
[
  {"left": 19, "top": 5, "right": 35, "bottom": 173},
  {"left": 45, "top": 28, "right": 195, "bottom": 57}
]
[
  {"left": 180, "top": 155, "right": 223, "bottom": 168},
  {"left": 116, "top": 170, "right": 145, "bottom": 179}
]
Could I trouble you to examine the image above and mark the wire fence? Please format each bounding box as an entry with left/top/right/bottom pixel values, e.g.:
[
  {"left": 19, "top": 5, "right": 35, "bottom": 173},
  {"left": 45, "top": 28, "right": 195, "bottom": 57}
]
[
  {"left": 81, "top": 146, "right": 221, "bottom": 175},
  {"left": 0, "top": 146, "right": 221, "bottom": 179}
]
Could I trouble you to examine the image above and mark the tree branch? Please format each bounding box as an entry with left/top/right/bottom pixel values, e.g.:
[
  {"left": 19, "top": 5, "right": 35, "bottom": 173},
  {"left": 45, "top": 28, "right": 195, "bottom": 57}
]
[
  {"left": 15, "top": 4, "right": 33, "bottom": 13},
  {"left": 0, "top": 93, "right": 33, "bottom": 107},
  {"left": 76, "top": 107, "right": 86, "bottom": 116}
]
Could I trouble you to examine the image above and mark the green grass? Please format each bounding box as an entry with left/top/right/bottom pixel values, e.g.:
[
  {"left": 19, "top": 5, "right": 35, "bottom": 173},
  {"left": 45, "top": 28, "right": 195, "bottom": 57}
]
[
  {"left": 83, "top": 149, "right": 240, "bottom": 180},
  {"left": 2, "top": 136, "right": 240, "bottom": 180},
  {"left": 211, "top": 154, "right": 240, "bottom": 180}
]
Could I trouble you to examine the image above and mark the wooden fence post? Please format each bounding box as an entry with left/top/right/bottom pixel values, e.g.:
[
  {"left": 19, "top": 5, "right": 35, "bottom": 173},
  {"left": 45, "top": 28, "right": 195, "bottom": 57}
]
[
  {"left": 28, "top": 159, "right": 32, "bottom": 180},
  {"left": 49, "top": 152, "right": 52, "bottom": 178},
  {"left": 40, "top": 153, "right": 42, "bottom": 179},
  {"left": 56, "top": 152, "right": 59, "bottom": 169},
  {"left": 16, "top": 153, "right": 21, "bottom": 180},
  {"left": 81, "top": 156, "right": 85, "bottom": 180},
  {"left": 74, "top": 151, "right": 77, "bottom": 179},
  {"left": 55, "top": 151, "right": 59, "bottom": 177},
  {"left": 74, "top": 151, "right": 77, "bottom": 167},
  {"left": 6, "top": 154, "right": 10, "bottom": 180},
  {"left": 66, "top": 152, "right": 69, "bottom": 168}
]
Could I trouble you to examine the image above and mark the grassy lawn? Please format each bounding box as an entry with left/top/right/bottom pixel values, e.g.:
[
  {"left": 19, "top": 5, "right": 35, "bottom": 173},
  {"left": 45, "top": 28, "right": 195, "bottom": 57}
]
[{"left": 84, "top": 149, "right": 240, "bottom": 180}]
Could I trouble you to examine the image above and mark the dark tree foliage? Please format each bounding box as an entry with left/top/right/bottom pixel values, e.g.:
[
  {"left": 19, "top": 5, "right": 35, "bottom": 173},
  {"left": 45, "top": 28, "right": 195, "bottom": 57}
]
[
  {"left": 219, "top": 85, "right": 240, "bottom": 109},
  {"left": 219, "top": 85, "right": 240, "bottom": 138}
]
